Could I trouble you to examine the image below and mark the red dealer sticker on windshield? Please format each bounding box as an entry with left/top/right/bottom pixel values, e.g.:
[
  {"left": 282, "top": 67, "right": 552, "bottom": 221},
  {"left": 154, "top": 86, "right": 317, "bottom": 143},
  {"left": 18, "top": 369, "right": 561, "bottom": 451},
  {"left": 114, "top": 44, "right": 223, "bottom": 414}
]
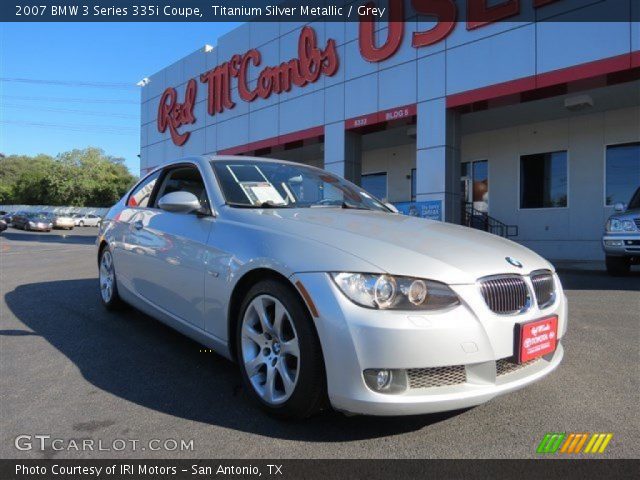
[{"left": 516, "top": 316, "right": 558, "bottom": 363}]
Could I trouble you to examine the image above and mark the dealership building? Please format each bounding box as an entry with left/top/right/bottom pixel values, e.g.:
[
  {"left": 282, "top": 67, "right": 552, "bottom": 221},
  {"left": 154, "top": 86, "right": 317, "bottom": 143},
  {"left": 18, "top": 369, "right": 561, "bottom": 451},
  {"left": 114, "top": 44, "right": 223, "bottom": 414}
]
[{"left": 139, "top": 0, "right": 640, "bottom": 260}]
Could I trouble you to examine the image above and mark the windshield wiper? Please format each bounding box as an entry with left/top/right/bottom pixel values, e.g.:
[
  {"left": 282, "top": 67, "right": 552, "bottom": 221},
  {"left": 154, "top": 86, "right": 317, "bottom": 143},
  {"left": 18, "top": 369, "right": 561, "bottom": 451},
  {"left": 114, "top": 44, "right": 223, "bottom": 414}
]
[
  {"left": 227, "top": 201, "right": 292, "bottom": 209},
  {"left": 339, "top": 202, "right": 370, "bottom": 211}
]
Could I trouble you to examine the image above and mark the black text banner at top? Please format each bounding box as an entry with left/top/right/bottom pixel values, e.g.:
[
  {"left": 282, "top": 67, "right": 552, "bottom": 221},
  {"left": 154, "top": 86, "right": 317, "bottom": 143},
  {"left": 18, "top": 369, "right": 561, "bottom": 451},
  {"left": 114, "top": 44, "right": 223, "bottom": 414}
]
[{"left": 3, "top": 0, "right": 635, "bottom": 23}]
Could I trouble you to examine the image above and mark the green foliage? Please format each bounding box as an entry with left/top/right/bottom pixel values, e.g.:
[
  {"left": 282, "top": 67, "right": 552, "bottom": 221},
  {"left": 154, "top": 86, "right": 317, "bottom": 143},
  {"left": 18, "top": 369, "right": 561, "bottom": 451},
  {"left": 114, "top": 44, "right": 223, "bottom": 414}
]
[{"left": 0, "top": 148, "right": 137, "bottom": 207}]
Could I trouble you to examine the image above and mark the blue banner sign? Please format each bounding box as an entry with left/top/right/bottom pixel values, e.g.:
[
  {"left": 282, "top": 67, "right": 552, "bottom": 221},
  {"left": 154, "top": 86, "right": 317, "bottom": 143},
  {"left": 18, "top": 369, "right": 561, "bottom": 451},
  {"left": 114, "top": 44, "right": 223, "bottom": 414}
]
[{"left": 393, "top": 201, "right": 442, "bottom": 221}]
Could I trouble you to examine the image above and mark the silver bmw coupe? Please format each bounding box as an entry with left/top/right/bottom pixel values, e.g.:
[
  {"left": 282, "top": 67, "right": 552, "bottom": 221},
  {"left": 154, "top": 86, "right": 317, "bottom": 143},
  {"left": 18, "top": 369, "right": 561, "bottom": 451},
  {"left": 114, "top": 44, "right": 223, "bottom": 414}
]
[{"left": 97, "top": 156, "right": 567, "bottom": 418}]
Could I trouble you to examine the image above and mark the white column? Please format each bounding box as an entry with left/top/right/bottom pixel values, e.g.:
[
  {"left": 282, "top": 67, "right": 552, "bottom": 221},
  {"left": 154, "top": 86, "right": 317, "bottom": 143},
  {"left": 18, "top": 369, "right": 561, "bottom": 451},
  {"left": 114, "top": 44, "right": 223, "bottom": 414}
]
[
  {"left": 323, "top": 122, "right": 362, "bottom": 184},
  {"left": 416, "top": 98, "right": 461, "bottom": 223}
]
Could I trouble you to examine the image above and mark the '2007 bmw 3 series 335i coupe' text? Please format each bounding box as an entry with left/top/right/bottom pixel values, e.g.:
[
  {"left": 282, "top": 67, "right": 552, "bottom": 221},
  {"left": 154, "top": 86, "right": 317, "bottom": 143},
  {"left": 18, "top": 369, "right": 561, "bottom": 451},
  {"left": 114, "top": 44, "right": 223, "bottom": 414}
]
[{"left": 97, "top": 156, "right": 567, "bottom": 419}]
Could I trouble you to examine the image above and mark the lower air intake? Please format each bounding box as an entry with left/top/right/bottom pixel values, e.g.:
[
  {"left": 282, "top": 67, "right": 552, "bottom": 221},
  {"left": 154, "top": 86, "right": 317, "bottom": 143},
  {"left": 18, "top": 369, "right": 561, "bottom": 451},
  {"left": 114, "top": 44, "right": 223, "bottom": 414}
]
[
  {"left": 407, "top": 365, "right": 466, "bottom": 389},
  {"left": 496, "top": 358, "right": 541, "bottom": 377}
]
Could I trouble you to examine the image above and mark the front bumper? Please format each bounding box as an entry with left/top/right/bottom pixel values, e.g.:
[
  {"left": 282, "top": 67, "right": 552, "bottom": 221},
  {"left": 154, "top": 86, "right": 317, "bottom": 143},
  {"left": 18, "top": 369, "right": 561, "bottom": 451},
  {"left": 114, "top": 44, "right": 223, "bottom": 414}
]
[
  {"left": 293, "top": 272, "right": 567, "bottom": 416},
  {"left": 30, "top": 223, "right": 52, "bottom": 231},
  {"left": 602, "top": 234, "right": 640, "bottom": 256},
  {"left": 54, "top": 221, "right": 74, "bottom": 228}
]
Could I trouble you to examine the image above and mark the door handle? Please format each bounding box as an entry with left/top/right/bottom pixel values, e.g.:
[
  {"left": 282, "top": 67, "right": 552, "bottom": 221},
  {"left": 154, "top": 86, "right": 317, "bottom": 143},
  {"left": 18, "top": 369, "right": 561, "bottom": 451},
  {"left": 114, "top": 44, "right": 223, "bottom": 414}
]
[{"left": 132, "top": 220, "right": 143, "bottom": 230}]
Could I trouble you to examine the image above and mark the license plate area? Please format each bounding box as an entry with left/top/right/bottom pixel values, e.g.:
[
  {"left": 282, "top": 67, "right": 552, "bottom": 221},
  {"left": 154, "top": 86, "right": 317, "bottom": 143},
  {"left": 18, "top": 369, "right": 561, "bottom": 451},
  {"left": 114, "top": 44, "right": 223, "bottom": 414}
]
[{"left": 514, "top": 315, "right": 558, "bottom": 364}]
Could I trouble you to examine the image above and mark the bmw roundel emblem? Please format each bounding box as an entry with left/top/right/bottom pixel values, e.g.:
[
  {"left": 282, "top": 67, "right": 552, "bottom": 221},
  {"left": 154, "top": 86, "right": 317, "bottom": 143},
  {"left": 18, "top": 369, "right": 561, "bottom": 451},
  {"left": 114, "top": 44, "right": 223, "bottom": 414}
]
[{"left": 506, "top": 256, "right": 523, "bottom": 268}]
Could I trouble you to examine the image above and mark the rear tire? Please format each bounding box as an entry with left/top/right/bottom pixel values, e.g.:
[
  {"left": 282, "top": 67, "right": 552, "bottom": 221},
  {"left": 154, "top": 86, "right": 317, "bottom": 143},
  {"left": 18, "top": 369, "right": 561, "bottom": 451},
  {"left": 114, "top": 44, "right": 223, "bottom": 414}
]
[
  {"left": 236, "top": 279, "right": 326, "bottom": 419},
  {"left": 79, "top": 221, "right": 85, "bottom": 227},
  {"left": 99, "top": 246, "right": 124, "bottom": 310},
  {"left": 606, "top": 255, "right": 630, "bottom": 276}
]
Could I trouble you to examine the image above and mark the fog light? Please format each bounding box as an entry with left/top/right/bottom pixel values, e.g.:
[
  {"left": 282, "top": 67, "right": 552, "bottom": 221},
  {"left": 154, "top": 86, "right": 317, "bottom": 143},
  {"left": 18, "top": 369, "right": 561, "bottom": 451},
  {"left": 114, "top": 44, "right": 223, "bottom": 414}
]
[
  {"left": 376, "top": 370, "right": 391, "bottom": 389},
  {"left": 364, "top": 369, "right": 392, "bottom": 391},
  {"left": 605, "top": 240, "right": 624, "bottom": 246}
]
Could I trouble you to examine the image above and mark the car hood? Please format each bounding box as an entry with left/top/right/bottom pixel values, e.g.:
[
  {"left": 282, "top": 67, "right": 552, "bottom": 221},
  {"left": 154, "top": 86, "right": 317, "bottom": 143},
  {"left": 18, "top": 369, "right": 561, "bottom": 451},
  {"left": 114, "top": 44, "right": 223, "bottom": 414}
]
[
  {"left": 232, "top": 208, "right": 553, "bottom": 285},
  {"left": 609, "top": 208, "right": 640, "bottom": 220}
]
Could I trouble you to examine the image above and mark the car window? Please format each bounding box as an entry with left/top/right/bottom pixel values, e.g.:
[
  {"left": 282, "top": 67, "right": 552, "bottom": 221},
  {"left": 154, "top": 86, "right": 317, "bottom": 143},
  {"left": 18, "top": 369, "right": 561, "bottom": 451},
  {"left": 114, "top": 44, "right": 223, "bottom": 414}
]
[
  {"left": 211, "top": 160, "right": 389, "bottom": 211},
  {"left": 127, "top": 170, "right": 160, "bottom": 208},
  {"left": 154, "top": 165, "right": 209, "bottom": 212}
]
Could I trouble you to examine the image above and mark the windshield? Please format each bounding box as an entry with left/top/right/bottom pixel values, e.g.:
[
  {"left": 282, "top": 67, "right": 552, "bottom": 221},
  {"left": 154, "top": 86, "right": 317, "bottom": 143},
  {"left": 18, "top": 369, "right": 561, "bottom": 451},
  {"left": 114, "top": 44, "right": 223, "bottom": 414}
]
[
  {"left": 211, "top": 160, "right": 390, "bottom": 211},
  {"left": 628, "top": 187, "right": 640, "bottom": 210}
]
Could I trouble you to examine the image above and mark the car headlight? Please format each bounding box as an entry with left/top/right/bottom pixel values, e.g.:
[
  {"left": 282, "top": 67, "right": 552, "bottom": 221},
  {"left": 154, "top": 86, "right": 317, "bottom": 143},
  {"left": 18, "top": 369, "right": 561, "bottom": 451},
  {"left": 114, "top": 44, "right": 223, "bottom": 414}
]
[
  {"left": 330, "top": 273, "right": 459, "bottom": 310},
  {"left": 606, "top": 218, "right": 635, "bottom": 232}
]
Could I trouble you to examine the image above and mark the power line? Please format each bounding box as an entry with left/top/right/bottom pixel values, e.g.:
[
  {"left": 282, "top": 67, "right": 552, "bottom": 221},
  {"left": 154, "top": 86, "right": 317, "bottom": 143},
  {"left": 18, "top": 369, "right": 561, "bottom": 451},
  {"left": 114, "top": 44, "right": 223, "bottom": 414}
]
[
  {"left": 1, "top": 95, "right": 138, "bottom": 105},
  {"left": 0, "top": 77, "right": 138, "bottom": 90},
  {"left": 0, "top": 120, "right": 138, "bottom": 135},
  {"left": 1, "top": 103, "right": 139, "bottom": 119}
]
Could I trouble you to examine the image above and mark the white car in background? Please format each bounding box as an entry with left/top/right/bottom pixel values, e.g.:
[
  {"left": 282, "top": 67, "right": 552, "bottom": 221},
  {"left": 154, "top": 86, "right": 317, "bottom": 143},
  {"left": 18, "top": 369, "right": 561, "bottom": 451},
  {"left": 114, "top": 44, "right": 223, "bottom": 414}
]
[
  {"left": 97, "top": 156, "right": 567, "bottom": 419},
  {"left": 73, "top": 213, "right": 101, "bottom": 227}
]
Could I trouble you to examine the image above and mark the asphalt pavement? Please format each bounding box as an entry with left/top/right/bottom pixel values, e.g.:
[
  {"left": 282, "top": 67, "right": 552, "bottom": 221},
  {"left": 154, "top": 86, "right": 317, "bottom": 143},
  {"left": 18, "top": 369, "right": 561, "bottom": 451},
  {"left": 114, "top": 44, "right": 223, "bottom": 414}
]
[{"left": 1, "top": 227, "right": 638, "bottom": 459}]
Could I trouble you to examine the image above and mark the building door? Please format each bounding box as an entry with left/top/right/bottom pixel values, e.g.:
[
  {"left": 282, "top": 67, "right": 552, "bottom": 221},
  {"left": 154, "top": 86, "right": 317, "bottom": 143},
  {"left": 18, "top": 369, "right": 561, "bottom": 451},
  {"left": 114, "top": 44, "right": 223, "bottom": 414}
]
[{"left": 461, "top": 160, "right": 489, "bottom": 213}]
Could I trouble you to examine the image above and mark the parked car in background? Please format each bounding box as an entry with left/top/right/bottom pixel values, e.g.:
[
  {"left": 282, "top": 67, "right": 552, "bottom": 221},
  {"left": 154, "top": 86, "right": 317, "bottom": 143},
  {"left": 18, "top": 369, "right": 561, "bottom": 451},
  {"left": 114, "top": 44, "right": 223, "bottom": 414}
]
[
  {"left": 74, "top": 213, "right": 101, "bottom": 227},
  {"left": 52, "top": 214, "right": 75, "bottom": 230},
  {"left": 97, "top": 156, "right": 567, "bottom": 419},
  {"left": 0, "top": 219, "right": 7, "bottom": 234},
  {"left": 12, "top": 212, "right": 53, "bottom": 232},
  {"left": 1, "top": 213, "right": 14, "bottom": 224},
  {"left": 603, "top": 186, "right": 640, "bottom": 276}
]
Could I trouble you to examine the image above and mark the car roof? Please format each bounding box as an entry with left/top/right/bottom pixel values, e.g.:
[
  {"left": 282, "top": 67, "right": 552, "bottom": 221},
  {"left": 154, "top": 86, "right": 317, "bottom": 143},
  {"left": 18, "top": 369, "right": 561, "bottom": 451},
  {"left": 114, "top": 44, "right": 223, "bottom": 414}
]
[{"left": 155, "top": 155, "right": 311, "bottom": 170}]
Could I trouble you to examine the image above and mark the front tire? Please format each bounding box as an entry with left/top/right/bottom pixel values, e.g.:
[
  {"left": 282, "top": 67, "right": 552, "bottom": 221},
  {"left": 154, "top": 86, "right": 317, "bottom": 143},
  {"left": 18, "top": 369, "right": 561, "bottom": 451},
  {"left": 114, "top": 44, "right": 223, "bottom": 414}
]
[
  {"left": 606, "top": 255, "right": 630, "bottom": 276},
  {"left": 236, "top": 279, "right": 326, "bottom": 419},
  {"left": 99, "top": 246, "right": 124, "bottom": 310},
  {"left": 79, "top": 221, "right": 85, "bottom": 227}
]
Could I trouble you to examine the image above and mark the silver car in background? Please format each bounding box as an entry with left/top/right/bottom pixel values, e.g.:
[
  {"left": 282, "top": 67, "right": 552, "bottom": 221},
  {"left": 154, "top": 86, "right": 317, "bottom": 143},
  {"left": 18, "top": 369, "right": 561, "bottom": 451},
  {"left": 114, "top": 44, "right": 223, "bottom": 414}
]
[
  {"left": 52, "top": 214, "right": 75, "bottom": 230},
  {"left": 602, "top": 186, "right": 640, "bottom": 275},
  {"left": 74, "top": 213, "right": 101, "bottom": 227},
  {"left": 97, "top": 156, "right": 567, "bottom": 418}
]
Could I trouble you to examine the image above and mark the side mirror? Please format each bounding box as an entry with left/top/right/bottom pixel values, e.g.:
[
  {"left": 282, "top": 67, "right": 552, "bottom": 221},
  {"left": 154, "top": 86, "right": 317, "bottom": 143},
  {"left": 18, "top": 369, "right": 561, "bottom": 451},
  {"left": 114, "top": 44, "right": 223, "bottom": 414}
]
[
  {"left": 614, "top": 202, "right": 626, "bottom": 212},
  {"left": 385, "top": 202, "right": 399, "bottom": 213},
  {"left": 158, "top": 191, "right": 203, "bottom": 214}
]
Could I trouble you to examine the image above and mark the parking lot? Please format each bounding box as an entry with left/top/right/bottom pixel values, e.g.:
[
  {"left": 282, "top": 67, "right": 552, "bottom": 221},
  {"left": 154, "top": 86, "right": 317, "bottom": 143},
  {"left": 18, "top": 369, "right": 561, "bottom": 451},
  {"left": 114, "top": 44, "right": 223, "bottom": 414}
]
[{"left": 1, "top": 228, "right": 638, "bottom": 459}]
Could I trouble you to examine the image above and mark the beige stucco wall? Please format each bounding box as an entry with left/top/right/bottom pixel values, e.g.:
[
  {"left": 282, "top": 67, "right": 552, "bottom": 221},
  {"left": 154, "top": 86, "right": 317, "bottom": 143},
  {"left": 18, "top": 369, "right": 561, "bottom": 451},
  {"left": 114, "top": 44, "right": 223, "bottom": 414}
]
[
  {"left": 460, "top": 106, "right": 640, "bottom": 260},
  {"left": 361, "top": 143, "right": 416, "bottom": 203}
]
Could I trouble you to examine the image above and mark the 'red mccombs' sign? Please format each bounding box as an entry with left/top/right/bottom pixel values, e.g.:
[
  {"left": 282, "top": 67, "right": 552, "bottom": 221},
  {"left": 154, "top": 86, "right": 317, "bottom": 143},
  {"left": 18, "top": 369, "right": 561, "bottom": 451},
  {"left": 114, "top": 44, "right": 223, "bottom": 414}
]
[
  {"left": 157, "top": 26, "right": 338, "bottom": 146},
  {"left": 158, "top": 0, "right": 568, "bottom": 145}
]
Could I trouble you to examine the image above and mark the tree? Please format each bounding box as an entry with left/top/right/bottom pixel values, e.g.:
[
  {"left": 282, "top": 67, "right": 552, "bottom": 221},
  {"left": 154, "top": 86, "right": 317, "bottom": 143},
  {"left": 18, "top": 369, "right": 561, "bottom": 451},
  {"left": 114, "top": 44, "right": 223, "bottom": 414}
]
[{"left": 0, "top": 148, "right": 137, "bottom": 207}]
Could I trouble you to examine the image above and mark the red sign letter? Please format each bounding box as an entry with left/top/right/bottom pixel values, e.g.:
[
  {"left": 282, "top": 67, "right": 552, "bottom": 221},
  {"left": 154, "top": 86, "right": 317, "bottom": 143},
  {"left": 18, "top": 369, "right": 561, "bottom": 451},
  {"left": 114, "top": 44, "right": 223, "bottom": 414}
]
[
  {"left": 359, "top": 0, "right": 404, "bottom": 62},
  {"left": 200, "top": 63, "right": 235, "bottom": 115},
  {"left": 157, "top": 79, "right": 197, "bottom": 146},
  {"left": 411, "top": 0, "right": 457, "bottom": 48},
  {"left": 467, "top": 0, "right": 520, "bottom": 30}
]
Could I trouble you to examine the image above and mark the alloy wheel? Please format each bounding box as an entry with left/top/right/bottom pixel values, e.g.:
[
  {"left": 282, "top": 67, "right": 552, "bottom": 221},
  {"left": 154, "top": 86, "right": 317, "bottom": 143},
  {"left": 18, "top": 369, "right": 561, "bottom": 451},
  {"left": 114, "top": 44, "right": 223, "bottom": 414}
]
[
  {"left": 241, "top": 294, "right": 300, "bottom": 405},
  {"left": 99, "top": 250, "right": 115, "bottom": 303}
]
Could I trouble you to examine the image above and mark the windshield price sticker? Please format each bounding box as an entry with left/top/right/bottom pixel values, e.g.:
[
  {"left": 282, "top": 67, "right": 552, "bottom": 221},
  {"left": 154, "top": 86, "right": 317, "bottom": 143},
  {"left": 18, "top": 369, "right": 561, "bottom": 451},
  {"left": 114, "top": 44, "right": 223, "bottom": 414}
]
[{"left": 241, "top": 182, "right": 287, "bottom": 206}]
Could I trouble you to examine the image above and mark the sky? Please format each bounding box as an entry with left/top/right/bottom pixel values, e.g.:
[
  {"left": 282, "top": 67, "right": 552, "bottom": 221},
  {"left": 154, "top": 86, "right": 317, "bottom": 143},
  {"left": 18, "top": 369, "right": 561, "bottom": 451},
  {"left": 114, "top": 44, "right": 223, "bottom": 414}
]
[{"left": 0, "top": 22, "right": 240, "bottom": 174}]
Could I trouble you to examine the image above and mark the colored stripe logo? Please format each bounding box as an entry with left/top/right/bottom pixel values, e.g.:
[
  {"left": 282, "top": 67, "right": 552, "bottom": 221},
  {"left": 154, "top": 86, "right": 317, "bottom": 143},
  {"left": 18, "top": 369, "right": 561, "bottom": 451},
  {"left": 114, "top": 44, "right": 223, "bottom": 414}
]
[{"left": 537, "top": 433, "right": 613, "bottom": 454}]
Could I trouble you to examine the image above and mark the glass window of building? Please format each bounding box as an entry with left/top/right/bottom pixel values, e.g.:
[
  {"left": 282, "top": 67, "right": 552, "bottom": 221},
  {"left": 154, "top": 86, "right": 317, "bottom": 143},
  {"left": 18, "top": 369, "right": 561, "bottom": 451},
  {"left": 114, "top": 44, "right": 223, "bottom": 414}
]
[
  {"left": 361, "top": 172, "right": 388, "bottom": 200},
  {"left": 605, "top": 142, "right": 640, "bottom": 206},
  {"left": 520, "top": 151, "right": 568, "bottom": 209}
]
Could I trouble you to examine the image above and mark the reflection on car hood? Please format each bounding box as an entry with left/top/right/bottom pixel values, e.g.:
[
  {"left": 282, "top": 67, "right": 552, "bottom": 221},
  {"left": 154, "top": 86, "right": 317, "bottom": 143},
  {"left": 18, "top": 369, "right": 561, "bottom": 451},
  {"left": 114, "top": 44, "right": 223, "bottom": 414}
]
[{"left": 235, "top": 208, "right": 553, "bottom": 284}]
